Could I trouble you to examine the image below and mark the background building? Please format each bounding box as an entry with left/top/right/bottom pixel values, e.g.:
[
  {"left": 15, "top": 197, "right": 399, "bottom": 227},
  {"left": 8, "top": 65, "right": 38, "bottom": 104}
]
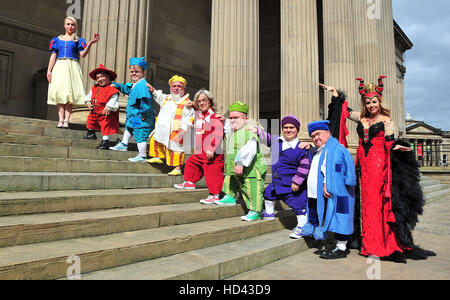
[
  {"left": 405, "top": 113, "right": 450, "bottom": 167},
  {"left": 0, "top": 0, "right": 412, "bottom": 149}
]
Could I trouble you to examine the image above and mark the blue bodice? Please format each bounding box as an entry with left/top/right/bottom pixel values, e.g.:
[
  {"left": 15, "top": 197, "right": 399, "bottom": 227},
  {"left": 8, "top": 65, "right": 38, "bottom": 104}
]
[{"left": 49, "top": 37, "right": 87, "bottom": 61}]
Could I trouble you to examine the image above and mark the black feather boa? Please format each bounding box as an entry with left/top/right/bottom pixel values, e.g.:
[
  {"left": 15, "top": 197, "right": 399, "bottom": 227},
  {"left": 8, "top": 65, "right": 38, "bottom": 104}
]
[{"left": 390, "top": 140, "right": 436, "bottom": 258}]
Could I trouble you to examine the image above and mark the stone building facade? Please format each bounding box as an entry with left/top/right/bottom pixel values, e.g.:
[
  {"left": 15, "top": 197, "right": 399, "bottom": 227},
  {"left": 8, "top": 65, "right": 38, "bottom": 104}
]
[
  {"left": 405, "top": 116, "right": 450, "bottom": 167},
  {"left": 0, "top": 0, "right": 412, "bottom": 148}
]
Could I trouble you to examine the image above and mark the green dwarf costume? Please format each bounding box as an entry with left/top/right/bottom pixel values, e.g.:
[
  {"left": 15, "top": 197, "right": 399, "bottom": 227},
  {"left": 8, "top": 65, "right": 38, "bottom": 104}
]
[{"left": 218, "top": 102, "right": 267, "bottom": 219}]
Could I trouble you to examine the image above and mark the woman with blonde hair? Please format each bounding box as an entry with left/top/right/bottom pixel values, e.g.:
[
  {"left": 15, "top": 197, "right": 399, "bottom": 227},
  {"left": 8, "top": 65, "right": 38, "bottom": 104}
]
[
  {"left": 320, "top": 77, "right": 435, "bottom": 263},
  {"left": 47, "top": 16, "right": 100, "bottom": 128}
]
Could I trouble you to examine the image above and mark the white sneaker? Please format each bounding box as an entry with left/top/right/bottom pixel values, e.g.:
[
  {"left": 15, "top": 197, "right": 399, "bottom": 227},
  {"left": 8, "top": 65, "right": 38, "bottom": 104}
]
[{"left": 289, "top": 226, "right": 303, "bottom": 239}]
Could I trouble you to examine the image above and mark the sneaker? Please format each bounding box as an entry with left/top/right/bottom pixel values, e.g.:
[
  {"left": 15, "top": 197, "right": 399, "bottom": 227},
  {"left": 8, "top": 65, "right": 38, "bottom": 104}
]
[
  {"left": 289, "top": 226, "right": 303, "bottom": 239},
  {"left": 214, "top": 195, "right": 236, "bottom": 206},
  {"left": 241, "top": 211, "right": 261, "bottom": 222},
  {"left": 174, "top": 181, "right": 196, "bottom": 190},
  {"left": 146, "top": 157, "right": 164, "bottom": 164},
  {"left": 200, "top": 195, "right": 219, "bottom": 205},
  {"left": 109, "top": 142, "right": 128, "bottom": 151},
  {"left": 260, "top": 210, "right": 276, "bottom": 220},
  {"left": 128, "top": 155, "right": 146, "bottom": 162},
  {"left": 168, "top": 168, "right": 182, "bottom": 176}
]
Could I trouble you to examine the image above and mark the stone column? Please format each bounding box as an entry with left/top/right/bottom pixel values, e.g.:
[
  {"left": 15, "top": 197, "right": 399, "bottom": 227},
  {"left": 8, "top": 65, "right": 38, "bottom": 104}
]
[
  {"left": 209, "top": 0, "right": 260, "bottom": 120},
  {"left": 281, "top": 0, "right": 320, "bottom": 139},
  {"left": 73, "top": 0, "right": 151, "bottom": 125},
  {"left": 322, "top": 0, "right": 358, "bottom": 146},
  {"left": 353, "top": 0, "right": 398, "bottom": 135}
]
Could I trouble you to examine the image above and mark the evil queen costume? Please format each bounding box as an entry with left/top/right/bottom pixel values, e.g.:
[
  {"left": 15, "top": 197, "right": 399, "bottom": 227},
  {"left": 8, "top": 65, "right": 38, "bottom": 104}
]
[{"left": 327, "top": 76, "right": 435, "bottom": 263}]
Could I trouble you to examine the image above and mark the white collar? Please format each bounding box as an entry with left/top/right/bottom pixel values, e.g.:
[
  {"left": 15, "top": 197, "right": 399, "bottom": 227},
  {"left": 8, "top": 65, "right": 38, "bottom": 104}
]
[{"left": 279, "top": 136, "right": 299, "bottom": 151}]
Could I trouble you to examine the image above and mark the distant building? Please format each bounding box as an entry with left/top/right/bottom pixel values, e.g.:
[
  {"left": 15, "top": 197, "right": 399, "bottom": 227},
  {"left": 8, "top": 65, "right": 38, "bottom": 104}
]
[{"left": 405, "top": 114, "right": 449, "bottom": 167}]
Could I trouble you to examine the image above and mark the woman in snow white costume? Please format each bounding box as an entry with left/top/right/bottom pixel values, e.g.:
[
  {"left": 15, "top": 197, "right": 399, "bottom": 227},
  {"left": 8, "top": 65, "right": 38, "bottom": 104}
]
[{"left": 320, "top": 76, "right": 435, "bottom": 263}]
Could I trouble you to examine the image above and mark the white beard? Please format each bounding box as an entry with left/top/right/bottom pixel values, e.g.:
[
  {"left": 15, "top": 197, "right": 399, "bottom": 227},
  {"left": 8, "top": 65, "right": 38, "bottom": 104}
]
[{"left": 171, "top": 93, "right": 183, "bottom": 102}]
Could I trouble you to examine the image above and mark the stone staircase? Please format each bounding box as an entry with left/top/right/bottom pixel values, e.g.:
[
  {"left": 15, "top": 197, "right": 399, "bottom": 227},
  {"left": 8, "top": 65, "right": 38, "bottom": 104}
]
[
  {"left": 1, "top": 115, "right": 448, "bottom": 280},
  {"left": 0, "top": 115, "right": 301, "bottom": 280},
  {"left": 421, "top": 175, "right": 450, "bottom": 203}
]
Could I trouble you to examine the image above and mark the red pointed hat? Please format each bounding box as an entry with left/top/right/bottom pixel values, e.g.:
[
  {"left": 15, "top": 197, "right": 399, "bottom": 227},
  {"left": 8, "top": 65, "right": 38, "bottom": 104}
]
[{"left": 89, "top": 64, "right": 117, "bottom": 81}]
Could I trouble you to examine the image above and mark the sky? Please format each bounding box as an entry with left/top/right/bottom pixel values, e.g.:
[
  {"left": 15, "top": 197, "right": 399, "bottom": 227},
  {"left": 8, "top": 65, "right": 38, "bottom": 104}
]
[{"left": 392, "top": 0, "right": 450, "bottom": 131}]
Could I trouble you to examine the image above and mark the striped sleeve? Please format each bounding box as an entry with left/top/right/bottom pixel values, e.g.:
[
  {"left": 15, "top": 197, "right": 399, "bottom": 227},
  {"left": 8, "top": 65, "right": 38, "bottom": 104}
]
[{"left": 292, "top": 153, "right": 311, "bottom": 186}]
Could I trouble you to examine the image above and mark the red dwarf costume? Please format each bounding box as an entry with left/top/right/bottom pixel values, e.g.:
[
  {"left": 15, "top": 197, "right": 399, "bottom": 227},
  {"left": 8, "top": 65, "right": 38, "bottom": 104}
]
[
  {"left": 86, "top": 64, "right": 120, "bottom": 136},
  {"left": 184, "top": 109, "right": 224, "bottom": 195}
]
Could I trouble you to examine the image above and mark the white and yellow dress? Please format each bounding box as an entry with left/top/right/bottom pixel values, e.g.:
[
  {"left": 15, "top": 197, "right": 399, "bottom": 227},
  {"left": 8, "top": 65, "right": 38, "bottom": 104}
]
[{"left": 47, "top": 36, "right": 87, "bottom": 105}]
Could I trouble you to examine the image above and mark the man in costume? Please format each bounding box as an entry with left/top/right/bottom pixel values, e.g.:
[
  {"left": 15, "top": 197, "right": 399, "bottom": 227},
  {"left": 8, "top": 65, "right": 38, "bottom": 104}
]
[
  {"left": 146, "top": 75, "right": 195, "bottom": 176},
  {"left": 83, "top": 64, "right": 120, "bottom": 150},
  {"left": 109, "top": 57, "right": 155, "bottom": 162},
  {"left": 302, "top": 120, "right": 356, "bottom": 259},
  {"left": 248, "top": 115, "right": 312, "bottom": 238},
  {"left": 214, "top": 102, "right": 267, "bottom": 222}
]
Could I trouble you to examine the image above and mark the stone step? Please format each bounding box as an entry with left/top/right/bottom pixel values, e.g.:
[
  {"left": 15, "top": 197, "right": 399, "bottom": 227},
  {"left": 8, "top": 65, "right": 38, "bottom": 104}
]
[
  {"left": 0, "top": 156, "right": 173, "bottom": 174},
  {"left": 420, "top": 179, "right": 441, "bottom": 187},
  {"left": 0, "top": 188, "right": 209, "bottom": 216},
  {"left": 424, "top": 188, "right": 450, "bottom": 203},
  {"left": 0, "top": 131, "right": 138, "bottom": 151},
  {"left": 0, "top": 212, "right": 296, "bottom": 280},
  {"left": 0, "top": 142, "right": 139, "bottom": 161},
  {"left": 0, "top": 172, "right": 206, "bottom": 192},
  {"left": 80, "top": 229, "right": 307, "bottom": 280},
  {"left": 421, "top": 183, "right": 448, "bottom": 194},
  {"left": 0, "top": 202, "right": 245, "bottom": 247}
]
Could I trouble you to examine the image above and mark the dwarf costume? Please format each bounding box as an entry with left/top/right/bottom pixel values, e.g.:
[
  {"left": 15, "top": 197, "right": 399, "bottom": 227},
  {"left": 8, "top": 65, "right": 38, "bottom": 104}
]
[
  {"left": 84, "top": 64, "right": 120, "bottom": 149},
  {"left": 215, "top": 102, "right": 267, "bottom": 222},
  {"left": 258, "top": 115, "right": 312, "bottom": 238},
  {"left": 148, "top": 75, "right": 195, "bottom": 172},
  {"left": 110, "top": 57, "right": 155, "bottom": 162},
  {"left": 180, "top": 108, "right": 225, "bottom": 198},
  {"left": 302, "top": 120, "right": 356, "bottom": 259}
]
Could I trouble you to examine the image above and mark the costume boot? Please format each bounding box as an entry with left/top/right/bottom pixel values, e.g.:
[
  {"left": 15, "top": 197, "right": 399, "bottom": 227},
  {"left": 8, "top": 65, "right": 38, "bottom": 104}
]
[
  {"left": 96, "top": 139, "right": 110, "bottom": 150},
  {"left": 84, "top": 130, "right": 97, "bottom": 140}
]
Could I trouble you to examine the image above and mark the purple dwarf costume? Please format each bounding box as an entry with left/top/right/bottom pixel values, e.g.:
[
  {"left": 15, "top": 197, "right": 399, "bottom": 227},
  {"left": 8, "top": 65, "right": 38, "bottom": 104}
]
[{"left": 257, "top": 117, "right": 311, "bottom": 217}]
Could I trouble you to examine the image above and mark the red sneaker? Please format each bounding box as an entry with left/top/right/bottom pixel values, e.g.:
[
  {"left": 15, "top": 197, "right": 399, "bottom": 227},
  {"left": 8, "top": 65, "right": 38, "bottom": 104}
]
[
  {"left": 173, "top": 181, "right": 195, "bottom": 190},
  {"left": 200, "top": 195, "right": 219, "bottom": 205}
]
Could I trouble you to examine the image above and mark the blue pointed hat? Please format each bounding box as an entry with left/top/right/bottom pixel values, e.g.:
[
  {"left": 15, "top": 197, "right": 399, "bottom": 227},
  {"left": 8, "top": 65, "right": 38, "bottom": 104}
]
[{"left": 129, "top": 56, "right": 148, "bottom": 71}]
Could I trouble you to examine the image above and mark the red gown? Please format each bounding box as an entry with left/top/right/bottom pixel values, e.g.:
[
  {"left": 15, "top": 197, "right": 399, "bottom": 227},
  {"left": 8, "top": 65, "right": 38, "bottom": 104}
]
[{"left": 356, "top": 120, "right": 409, "bottom": 257}]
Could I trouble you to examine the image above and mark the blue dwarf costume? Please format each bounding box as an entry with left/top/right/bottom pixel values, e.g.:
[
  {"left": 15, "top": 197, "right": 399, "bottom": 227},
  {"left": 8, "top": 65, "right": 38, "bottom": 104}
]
[
  {"left": 110, "top": 57, "right": 155, "bottom": 162},
  {"left": 302, "top": 120, "right": 356, "bottom": 247},
  {"left": 47, "top": 36, "right": 88, "bottom": 105}
]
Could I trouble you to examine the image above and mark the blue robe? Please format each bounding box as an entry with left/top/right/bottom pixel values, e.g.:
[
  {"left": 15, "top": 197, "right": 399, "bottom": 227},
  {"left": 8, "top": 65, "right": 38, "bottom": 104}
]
[
  {"left": 114, "top": 79, "right": 155, "bottom": 131},
  {"left": 303, "top": 136, "right": 356, "bottom": 239}
]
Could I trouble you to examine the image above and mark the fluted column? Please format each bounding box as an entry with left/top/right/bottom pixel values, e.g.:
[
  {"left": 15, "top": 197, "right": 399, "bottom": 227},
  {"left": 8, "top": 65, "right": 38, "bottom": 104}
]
[
  {"left": 210, "top": 0, "right": 259, "bottom": 120},
  {"left": 353, "top": 0, "right": 398, "bottom": 135},
  {"left": 281, "top": 0, "right": 320, "bottom": 139},
  {"left": 72, "top": 0, "right": 151, "bottom": 125},
  {"left": 323, "top": 0, "right": 358, "bottom": 146}
]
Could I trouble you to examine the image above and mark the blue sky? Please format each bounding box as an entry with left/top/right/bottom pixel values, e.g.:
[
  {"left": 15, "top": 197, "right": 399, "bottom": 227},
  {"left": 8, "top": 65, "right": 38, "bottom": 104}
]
[{"left": 393, "top": 0, "right": 450, "bottom": 131}]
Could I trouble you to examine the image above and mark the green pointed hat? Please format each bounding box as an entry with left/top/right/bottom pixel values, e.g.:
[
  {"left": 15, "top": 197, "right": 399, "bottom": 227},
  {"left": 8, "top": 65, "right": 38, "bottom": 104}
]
[{"left": 229, "top": 101, "right": 249, "bottom": 114}]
